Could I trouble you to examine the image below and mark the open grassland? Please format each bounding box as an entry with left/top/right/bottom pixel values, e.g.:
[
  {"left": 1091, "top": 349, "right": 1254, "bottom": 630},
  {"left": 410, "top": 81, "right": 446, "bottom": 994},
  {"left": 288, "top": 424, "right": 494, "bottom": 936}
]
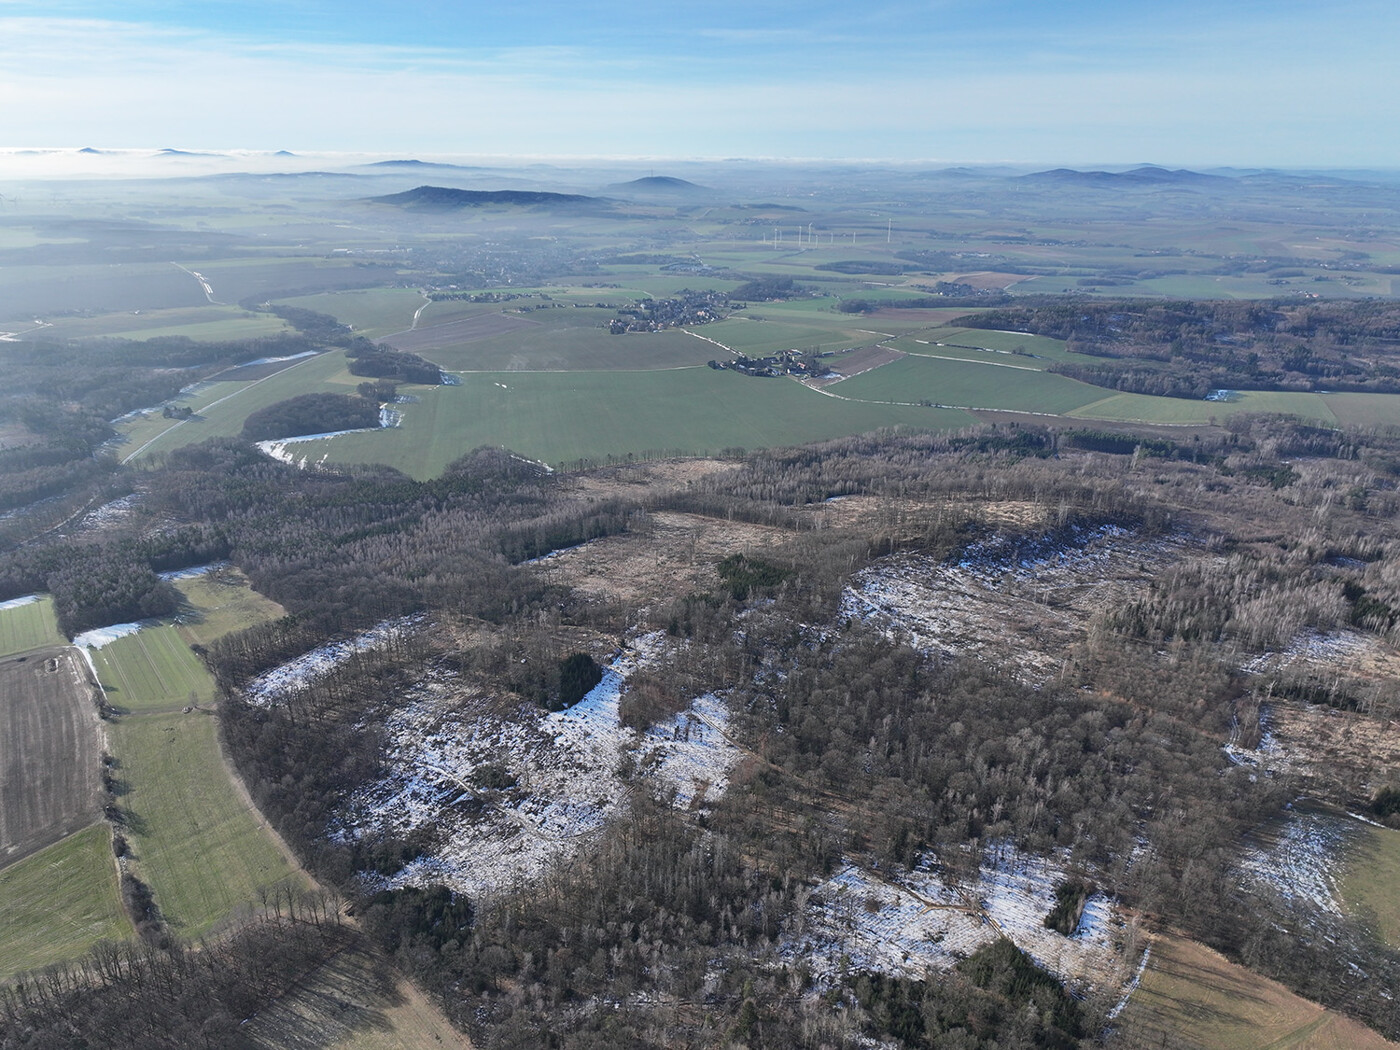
[
  {"left": 0, "top": 595, "right": 65, "bottom": 657},
  {"left": 1065, "top": 389, "right": 1342, "bottom": 425},
  {"left": 1341, "top": 823, "right": 1400, "bottom": 948},
  {"left": 276, "top": 288, "right": 427, "bottom": 339},
  {"left": 835, "top": 353, "right": 1108, "bottom": 415},
  {"left": 0, "top": 261, "right": 207, "bottom": 318},
  {"left": 117, "top": 350, "right": 357, "bottom": 461},
  {"left": 0, "top": 824, "right": 128, "bottom": 979},
  {"left": 181, "top": 256, "right": 393, "bottom": 304},
  {"left": 242, "top": 940, "right": 474, "bottom": 1050},
  {"left": 912, "top": 325, "right": 1075, "bottom": 364},
  {"left": 90, "top": 625, "right": 217, "bottom": 714},
  {"left": 107, "top": 710, "right": 305, "bottom": 937},
  {"left": 697, "top": 315, "right": 874, "bottom": 356},
  {"left": 173, "top": 569, "right": 287, "bottom": 647},
  {"left": 28, "top": 304, "right": 290, "bottom": 341},
  {"left": 1122, "top": 933, "right": 1397, "bottom": 1049},
  {"left": 1322, "top": 392, "right": 1400, "bottom": 428},
  {"left": 304, "top": 367, "right": 972, "bottom": 477},
  {"left": 0, "top": 649, "right": 101, "bottom": 864}
]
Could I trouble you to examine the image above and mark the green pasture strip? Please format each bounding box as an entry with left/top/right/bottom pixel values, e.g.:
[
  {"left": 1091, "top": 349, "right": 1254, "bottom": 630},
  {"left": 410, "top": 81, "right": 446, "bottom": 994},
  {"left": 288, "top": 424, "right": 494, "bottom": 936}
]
[
  {"left": 89, "top": 626, "right": 214, "bottom": 715},
  {"left": 889, "top": 338, "right": 1047, "bottom": 370},
  {"left": 1341, "top": 822, "right": 1400, "bottom": 947},
  {"left": 276, "top": 288, "right": 427, "bottom": 339},
  {"left": 918, "top": 326, "right": 1074, "bottom": 363},
  {"left": 108, "top": 314, "right": 292, "bottom": 343},
  {"left": 835, "top": 354, "right": 1107, "bottom": 415},
  {"left": 305, "top": 367, "right": 973, "bottom": 478},
  {"left": 1067, "top": 389, "right": 1340, "bottom": 425},
  {"left": 107, "top": 712, "right": 304, "bottom": 937},
  {"left": 0, "top": 824, "right": 128, "bottom": 978},
  {"left": 33, "top": 305, "right": 286, "bottom": 341},
  {"left": 1319, "top": 392, "right": 1400, "bottom": 429},
  {"left": 0, "top": 596, "right": 66, "bottom": 657},
  {"left": 117, "top": 350, "right": 356, "bottom": 461},
  {"left": 173, "top": 571, "right": 287, "bottom": 647},
  {"left": 694, "top": 317, "right": 873, "bottom": 357},
  {"left": 430, "top": 324, "right": 711, "bottom": 371}
]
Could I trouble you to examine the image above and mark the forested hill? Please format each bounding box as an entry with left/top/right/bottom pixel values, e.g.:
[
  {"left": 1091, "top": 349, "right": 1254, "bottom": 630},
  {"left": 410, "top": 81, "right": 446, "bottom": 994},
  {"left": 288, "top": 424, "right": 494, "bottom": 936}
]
[{"left": 366, "top": 186, "right": 605, "bottom": 210}]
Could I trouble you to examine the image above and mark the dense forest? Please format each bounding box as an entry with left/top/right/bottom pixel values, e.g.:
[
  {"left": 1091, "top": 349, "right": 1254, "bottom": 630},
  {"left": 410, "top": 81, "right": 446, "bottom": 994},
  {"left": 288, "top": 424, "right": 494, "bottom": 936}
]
[
  {"left": 963, "top": 297, "right": 1400, "bottom": 397},
  {"left": 5, "top": 410, "right": 1400, "bottom": 1047}
]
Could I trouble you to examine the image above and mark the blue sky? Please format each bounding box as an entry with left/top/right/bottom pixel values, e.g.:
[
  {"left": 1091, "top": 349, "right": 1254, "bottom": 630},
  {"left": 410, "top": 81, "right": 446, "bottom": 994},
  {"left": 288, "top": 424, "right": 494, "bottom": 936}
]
[{"left": 2, "top": 0, "right": 1397, "bottom": 166}]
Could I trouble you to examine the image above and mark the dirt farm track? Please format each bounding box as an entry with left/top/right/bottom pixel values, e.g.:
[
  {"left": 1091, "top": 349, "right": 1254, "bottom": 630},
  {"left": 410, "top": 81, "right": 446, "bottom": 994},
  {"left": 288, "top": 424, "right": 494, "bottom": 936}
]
[{"left": 0, "top": 647, "right": 103, "bottom": 866}]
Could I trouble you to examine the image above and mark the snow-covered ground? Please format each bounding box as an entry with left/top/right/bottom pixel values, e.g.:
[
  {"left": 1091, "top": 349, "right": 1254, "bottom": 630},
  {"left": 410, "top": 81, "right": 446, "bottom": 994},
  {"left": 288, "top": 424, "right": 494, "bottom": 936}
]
[
  {"left": 255, "top": 405, "right": 403, "bottom": 468},
  {"left": 73, "top": 622, "right": 144, "bottom": 648},
  {"left": 242, "top": 615, "right": 422, "bottom": 704},
  {"left": 786, "top": 845, "right": 1125, "bottom": 996},
  {"left": 75, "top": 493, "right": 142, "bottom": 532},
  {"left": 1241, "top": 628, "right": 1376, "bottom": 675},
  {"left": 842, "top": 525, "right": 1190, "bottom": 681},
  {"left": 157, "top": 561, "right": 230, "bottom": 581},
  {"left": 1240, "top": 807, "right": 1360, "bottom": 916},
  {"left": 340, "top": 639, "right": 741, "bottom": 896},
  {"left": 0, "top": 595, "right": 39, "bottom": 611}
]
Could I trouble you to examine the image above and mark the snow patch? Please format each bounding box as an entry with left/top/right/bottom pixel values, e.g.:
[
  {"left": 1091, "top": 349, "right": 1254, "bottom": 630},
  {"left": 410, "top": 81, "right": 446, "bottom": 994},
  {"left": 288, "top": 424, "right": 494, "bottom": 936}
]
[
  {"left": 0, "top": 595, "right": 39, "bottom": 611},
  {"left": 158, "top": 561, "right": 230, "bottom": 581},
  {"left": 339, "top": 638, "right": 740, "bottom": 897},
  {"left": 73, "top": 622, "right": 144, "bottom": 648},
  {"left": 787, "top": 845, "right": 1126, "bottom": 997},
  {"left": 1241, "top": 809, "right": 1355, "bottom": 916},
  {"left": 243, "top": 615, "right": 422, "bottom": 704}
]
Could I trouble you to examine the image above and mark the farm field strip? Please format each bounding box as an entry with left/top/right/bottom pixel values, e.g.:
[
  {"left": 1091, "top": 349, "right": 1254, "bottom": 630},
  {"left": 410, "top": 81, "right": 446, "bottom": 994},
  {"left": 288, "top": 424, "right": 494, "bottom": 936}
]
[
  {"left": 106, "top": 711, "right": 305, "bottom": 936},
  {"left": 0, "top": 824, "right": 129, "bottom": 979},
  {"left": 0, "top": 594, "right": 66, "bottom": 657},
  {"left": 0, "top": 648, "right": 102, "bottom": 863},
  {"left": 88, "top": 624, "right": 214, "bottom": 713},
  {"left": 1341, "top": 823, "right": 1400, "bottom": 948},
  {"left": 1120, "top": 932, "right": 1396, "bottom": 1049}
]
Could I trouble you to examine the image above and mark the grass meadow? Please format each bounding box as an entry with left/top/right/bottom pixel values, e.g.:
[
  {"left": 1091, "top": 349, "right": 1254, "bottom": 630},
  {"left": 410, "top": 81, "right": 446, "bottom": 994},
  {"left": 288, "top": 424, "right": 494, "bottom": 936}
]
[
  {"left": 90, "top": 625, "right": 217, "bottom": 714},
  {"left": 0, "top": 824, "right": 128, "bottom": 978},
  {"left": 1122, "top": 933, "right": 1394, "bottom": 1050},
  {"left": 0, "top": 595, "right": 66, "bottom": 657},
  {"left": 1341, "top": 822, "right": 1400, "bottom": 948},
  {"left": 835, "top": 354, "right": 1108, "bottom": 415},
  {"left": 306, "top": 367, "right": 973, "bottom": 477},
  {"left": 107, "top": 711, "right": 305, "bottom": 936},
  {"left": 173, "top": 569, "right": 287, "bottom": 647}
]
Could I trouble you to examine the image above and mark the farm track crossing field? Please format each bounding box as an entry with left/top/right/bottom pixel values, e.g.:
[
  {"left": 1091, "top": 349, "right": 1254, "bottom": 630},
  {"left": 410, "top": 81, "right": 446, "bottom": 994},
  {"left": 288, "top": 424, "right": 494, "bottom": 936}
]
[
  {"left": 302, "top": 367, "right": 973, "bottom": 477},
  {"left": 1121, "top": 933, "right": 1397, "bottom": 1049},
  {"left": 117, "top": 350, "right": 358, "bottom": 461},
  {"left": 698, "top": 316, "right": 874, "bottom": 357},
  {"left": 0, "top": 595, "right": 65, "bottom": 658},
  {"left": 835, "top": 354, "right": 1109, "bottom": 415},
  {"left": 107, "top": 711, "right": 305, "bottom": 936},
  {"left": 90, "top": 625, "right": 216, "bottom": 714},
  {"left": 1065, "top": 389, "right": 1343, "bottom": 425},
  {"left": 0, "top": 824, "right": 128, "bottom": 979},
  {"left": 379, "top": 309, "right": 536, "bottom": 352},
  {"left": 0, "top": 648, "right": 101, "bottom": 865}
]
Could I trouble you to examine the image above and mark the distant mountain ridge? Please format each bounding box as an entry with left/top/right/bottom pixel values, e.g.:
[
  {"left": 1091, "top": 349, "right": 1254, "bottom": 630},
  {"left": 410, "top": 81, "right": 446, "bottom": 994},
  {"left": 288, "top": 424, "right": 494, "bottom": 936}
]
[
  {"left": 366, "top": 185, "right": 603, "bottom": 210},
  {"left": 1020, "top": 165, "right": 1233, "bottom": 187}
]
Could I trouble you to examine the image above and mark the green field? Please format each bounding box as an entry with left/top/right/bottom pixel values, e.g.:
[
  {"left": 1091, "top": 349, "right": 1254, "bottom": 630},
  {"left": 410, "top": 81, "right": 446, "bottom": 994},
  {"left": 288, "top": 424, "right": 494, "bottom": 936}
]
[
  {"left": 697, "top": 315, "right": 874, "bottom": 357},
  {"left": 118, "top": 350, "right": 359, "bottom": 461},
  {"left": 302, "top": 367, "right": 972, "bottom": 477},
  {"left": 1123, "top": 932, "right": 1394, "bottom": 1050},
  {"left": 276, "top": 288, "right": 427, "bottom": 339},
  {"left": 425, "top": 318, "right": 714, "bottom": 371},
  {"left": 835, "top": 354, "right": 1109, "bottom": 415},
  {"left": 107, "top": 711, "right": 304, "bottom": 936},
  {"left": 173, "top": 569, "right": 288, "bottom": 647},
  {"left": 1342, "top": 823, "right": 1400, "bottom": 947},
  {"left": 1065, "top": 389, "right": 1342, "bottom": 425},
  {"left": 32, "top": 305, "right": 290, "bottom": 342},
  {"left": 90, "top": 626, "right": 217, "bottom": 714},
  {"left": 0, "top": 596, "right": 66, "bottom": 657},
  {"left": 0, "top": 824, "right": 128, "bottom": 978}
]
